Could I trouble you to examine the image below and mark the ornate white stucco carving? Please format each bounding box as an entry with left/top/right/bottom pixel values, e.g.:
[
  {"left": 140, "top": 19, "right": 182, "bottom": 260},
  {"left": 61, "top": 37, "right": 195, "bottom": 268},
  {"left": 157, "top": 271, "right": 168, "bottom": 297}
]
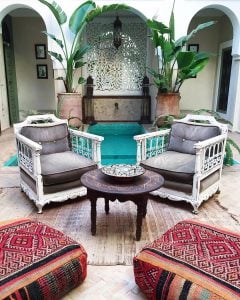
[{"left": 86, "top": 19, "right": 147, "bottom": 94}]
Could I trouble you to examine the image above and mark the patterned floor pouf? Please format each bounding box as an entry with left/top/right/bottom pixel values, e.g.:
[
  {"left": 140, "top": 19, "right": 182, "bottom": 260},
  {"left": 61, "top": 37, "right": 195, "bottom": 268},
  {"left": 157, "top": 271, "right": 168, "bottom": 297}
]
[
  {"left": 0, "top": 219, "right": 87, "bottom": 299},
  {"left": 133, "top": 220, "right": 240, "bottom": 300}
]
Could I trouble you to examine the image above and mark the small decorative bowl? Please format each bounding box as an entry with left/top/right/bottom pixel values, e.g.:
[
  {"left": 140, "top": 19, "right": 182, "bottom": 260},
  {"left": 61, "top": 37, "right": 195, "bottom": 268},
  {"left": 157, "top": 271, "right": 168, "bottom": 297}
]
[{"left": 101, "top": 164, "right": 145, "bottom": 182}]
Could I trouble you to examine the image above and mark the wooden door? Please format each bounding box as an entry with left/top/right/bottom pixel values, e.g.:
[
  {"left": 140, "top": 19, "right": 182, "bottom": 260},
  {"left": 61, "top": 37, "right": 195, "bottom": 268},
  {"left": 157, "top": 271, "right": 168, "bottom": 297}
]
[
  {"left": 217, "top": 47, "right": 232, "bottom": 113},
  {"left": 2, "top": 17, "right": 19, "bottom": 124}
]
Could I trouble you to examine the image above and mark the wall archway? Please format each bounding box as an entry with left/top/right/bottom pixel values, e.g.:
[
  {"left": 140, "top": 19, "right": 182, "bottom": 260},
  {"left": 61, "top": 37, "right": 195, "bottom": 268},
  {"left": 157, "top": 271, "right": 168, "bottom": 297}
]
[
  {"left": 82, "top": 7, "right": 150, "bottom": 122},
  {"left": 180, "top": 5, "right": 239, "bottom": 127},
  {"left": 85, "top": 9, "right": 148, "bottom": 96},
  {"left": 0, "top": 6, "right": 56, "bottom": 128},
  {"left": 197, "top": 6, "right": 239, "bottom": 126}
]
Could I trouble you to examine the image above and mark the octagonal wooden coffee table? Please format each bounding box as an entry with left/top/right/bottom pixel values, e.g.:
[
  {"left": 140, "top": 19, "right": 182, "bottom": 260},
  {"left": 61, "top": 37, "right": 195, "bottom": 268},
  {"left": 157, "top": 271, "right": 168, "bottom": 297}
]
[{"left": 81, "top": 168, "right": 164, "bottom": 241}]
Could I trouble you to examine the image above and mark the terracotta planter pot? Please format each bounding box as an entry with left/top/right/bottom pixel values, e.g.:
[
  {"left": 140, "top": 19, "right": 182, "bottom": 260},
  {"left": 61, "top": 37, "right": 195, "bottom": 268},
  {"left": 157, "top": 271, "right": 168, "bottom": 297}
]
[
  {"left": 57, "top": 93, "right": 82, "bottom": 127},
  {"left": 156, "top": 93, "right": 181, "bottom": 117}
]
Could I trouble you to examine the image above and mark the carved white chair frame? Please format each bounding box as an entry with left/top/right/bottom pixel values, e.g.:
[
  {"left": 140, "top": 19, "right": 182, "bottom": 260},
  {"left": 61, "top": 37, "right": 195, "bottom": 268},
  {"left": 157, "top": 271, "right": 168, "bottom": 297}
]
[
  {"left": 14, "top": 114, "right": 104, "bottom": 213},
  {"left": 134, "top": 114, "right": 228, "bottom": 213}
]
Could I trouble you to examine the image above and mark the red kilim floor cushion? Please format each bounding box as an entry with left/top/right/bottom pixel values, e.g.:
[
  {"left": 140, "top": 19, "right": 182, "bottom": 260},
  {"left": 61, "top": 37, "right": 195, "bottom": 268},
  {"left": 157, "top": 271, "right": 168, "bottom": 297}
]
[
  {"left": 133, "top": 220, "right": 240, "bottom": 300},
  {"left": 0, "top": 219, "right": 87, "bottom": 299}
]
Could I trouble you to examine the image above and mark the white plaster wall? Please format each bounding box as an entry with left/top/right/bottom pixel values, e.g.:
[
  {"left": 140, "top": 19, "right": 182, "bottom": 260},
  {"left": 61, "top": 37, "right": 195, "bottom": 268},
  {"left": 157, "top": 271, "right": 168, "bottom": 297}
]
[
  {"left": 219, "top": 15, "right": 233, "bottom": 43},
  {"left": 12, "top": 16, "right": 55, "bottom": 115},
  {"left": 180, "top": 16, "right": 221, "bottom": 111}
]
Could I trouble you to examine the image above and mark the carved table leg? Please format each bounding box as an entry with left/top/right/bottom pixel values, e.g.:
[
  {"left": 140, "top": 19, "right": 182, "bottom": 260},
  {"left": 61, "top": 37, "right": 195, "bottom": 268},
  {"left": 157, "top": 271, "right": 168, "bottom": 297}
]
[
  {"left": 136, "top": 197, "right": 148, "bottom": 241},
  {"left": 90, "top": 197, "right": 97, "bottom": 235},
  {"left": 142, "top": 196, "right": 148, "bottom": 218},
  {"left": 105, "top": 199, "right": 110, "bottom": 214}
]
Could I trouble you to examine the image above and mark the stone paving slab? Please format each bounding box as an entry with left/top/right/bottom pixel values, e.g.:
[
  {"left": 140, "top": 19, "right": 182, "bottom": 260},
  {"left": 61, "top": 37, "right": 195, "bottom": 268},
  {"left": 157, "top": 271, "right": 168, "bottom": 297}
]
[
  {"left": 0, "top": 167, "right": 20, "bottom": 188},
  {"left": 219, "top": 164, "right": 240, "bottom": 222},
  {"left": 0, "top": 188, "right": 34, "bottom": 219}
]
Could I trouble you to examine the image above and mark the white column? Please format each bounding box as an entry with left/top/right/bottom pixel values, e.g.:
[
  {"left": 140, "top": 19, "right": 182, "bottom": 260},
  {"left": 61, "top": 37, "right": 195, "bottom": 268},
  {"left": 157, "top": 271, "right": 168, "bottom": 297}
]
[{"left": 228, "top": 54, "right": 240, "bottom": 132}]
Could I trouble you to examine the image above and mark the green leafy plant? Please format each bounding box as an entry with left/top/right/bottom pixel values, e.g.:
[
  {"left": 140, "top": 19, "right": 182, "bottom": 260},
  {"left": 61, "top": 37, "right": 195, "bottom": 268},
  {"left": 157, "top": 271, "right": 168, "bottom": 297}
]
[
  {"left": 146, "top": 8, "right": 216, "bottom": 93},
  {"left": 39, "top": 0, "right": 128, "bottom": 92},
  {"left": 224, "top": 138, "right": 240, "bottom": 166},
  {"left": 152, "top": 113, "right": 185, "bottom": 129}
]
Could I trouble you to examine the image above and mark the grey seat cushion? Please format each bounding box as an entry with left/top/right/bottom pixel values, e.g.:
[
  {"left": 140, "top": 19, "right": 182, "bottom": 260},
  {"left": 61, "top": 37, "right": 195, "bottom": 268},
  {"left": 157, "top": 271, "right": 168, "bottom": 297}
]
[
  {"left": 168, "top": 122, "right": 220, "bottom": 154},
  {"left": 21, "top": 123, "right": 70, "bottom": 155},
  {"left": 141, "top": 151, "right": 196, "bottom": 184},
  {"left": 40, "top": 151, "right": 97, "bottom": 186}
]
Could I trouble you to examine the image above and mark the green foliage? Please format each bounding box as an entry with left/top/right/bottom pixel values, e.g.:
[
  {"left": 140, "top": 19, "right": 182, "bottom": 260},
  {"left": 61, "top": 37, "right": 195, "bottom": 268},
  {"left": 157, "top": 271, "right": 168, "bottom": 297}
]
[
  {"left": 224, "top": 138, "right": 240, "bottom": 166},
  {"left": 146, "top": 9, "right": 216, "bottom": 93},
  {"left": 38, "top": 0, "right": 129, "bottom": 92},
  {"left": 152, "top": 112, "right": 185, "bottom": 129},
  {"left": 193, "top": 109, "right": 232, "bottom": 125}
]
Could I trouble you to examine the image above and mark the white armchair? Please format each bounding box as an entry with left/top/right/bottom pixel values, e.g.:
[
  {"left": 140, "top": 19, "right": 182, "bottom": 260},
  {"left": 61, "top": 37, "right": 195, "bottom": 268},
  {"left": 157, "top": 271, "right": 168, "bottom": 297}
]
[
  {"left": 134, "top": 114, "right": 228, "bottom": 213},
  {"left": 14, "top": 114, "right": 104, "bottom": 213}
]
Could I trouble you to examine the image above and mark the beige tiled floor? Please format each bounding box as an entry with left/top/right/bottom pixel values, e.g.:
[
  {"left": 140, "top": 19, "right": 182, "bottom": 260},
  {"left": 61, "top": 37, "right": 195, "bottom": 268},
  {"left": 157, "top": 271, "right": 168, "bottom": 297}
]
[
  {"left": 63, "top": 266, "right": 145, "bottom": 300},
  {"left": 1, "top": 127, "right": 240, "bottom": 299}
]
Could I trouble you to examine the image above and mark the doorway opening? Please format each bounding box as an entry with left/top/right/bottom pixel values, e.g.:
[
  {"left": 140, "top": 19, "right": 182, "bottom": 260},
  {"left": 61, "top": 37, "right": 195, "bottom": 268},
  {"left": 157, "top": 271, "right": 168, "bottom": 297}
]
[
  {"left": 2, "top": 16, "right": 19, "bottom": 125},
  {"left": 216, "top": 47, "right": 232, "bottom": 113}
]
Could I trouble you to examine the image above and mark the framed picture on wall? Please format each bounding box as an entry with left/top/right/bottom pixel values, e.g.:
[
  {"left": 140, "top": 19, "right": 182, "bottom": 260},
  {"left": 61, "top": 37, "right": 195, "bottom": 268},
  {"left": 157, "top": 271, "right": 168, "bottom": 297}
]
[
  {"left": 187, "top": 43, "right": 199, "bottom": 52},
  {"left": 35, "top": 44, "right": 47, "bottom": 59},
  {"left": 37, "top": 64, "right": 48, "bottom": 79},
  {"left": 187, "top": 44, "right": 199, "bottom": 78}
]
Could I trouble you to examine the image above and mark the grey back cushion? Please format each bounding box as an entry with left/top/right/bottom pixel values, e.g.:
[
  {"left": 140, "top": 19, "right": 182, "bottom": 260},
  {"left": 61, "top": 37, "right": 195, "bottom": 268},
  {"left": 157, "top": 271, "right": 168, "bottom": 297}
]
[
  {"left": 21, "top": 123, "right": 70, "bottom": 154},
  {"left": 168, "top": 122, "right": 220, "bottom": 154}
]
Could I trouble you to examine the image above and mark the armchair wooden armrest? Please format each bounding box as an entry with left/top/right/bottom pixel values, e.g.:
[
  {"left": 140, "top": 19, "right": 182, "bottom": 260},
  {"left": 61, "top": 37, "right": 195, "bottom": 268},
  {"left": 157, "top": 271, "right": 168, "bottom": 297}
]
[
  {"left": 134, "top": 129, "right": 171, "bottom": 163},
  {"left": 16, "top": 133, "right": 42, "bottom": 176},
  {"left": 69, "top": 128, "right": 104, "bottom": 167},
  {"left": 194, "top": 133, "right": 227, "bottom": 176},
  {"left": 16, "top": 133, "right": 42, "bottom": 151}
]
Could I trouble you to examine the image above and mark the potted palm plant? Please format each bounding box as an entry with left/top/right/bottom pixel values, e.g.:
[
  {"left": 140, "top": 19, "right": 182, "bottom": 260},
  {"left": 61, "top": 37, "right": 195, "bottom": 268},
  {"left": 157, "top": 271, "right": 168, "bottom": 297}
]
[
  {"left": 39, "top": 0, "right": 128, "bottom": 126},
  {"left": 147, "top": 10, "right": 216, "bottom": 117}
]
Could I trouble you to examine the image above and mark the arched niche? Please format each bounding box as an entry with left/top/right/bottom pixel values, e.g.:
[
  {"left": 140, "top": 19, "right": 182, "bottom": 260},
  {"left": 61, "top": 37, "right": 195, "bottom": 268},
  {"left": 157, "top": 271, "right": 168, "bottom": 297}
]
[
  {"left": 180, "top": 5, "right": 239, "bottom": 129},
  {"left": 0, "top": 5, "right": 56, "bottom": 126}
]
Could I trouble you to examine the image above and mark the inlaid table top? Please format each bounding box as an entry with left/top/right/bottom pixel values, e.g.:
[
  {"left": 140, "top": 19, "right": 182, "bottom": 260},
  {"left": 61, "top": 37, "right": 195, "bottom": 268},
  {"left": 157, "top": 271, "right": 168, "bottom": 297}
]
[{"left": 81, "top": 168, "right": 164, "bottom": 195}]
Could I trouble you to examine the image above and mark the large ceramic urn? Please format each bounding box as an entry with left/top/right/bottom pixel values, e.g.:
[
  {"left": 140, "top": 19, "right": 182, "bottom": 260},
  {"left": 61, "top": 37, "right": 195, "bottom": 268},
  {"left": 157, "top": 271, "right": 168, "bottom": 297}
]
[
  {"left": 156, "top": 93, "right": 181, "bottom": 117},
  {"left": 57, "top": 93, "right": 82, "bottom": 127}
]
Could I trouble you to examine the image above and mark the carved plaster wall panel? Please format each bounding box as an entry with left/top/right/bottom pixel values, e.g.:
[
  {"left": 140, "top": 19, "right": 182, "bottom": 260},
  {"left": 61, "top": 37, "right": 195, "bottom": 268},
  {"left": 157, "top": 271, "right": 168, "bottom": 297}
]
[{"left": 86, "top": 18, "right": 147, "bottom": 95}]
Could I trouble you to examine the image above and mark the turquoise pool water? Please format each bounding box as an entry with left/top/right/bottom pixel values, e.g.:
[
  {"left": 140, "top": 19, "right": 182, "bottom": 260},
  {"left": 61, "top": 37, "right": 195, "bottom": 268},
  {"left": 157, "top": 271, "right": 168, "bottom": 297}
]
[
  {"left": 4, "top": 123, "right": 145, "bottom": 166},
  {"left": 88, "top": 123, "right": 146, "bottom": 165},
  {"left": 4, "top": 154, "right": 18, "bottom": 166}
]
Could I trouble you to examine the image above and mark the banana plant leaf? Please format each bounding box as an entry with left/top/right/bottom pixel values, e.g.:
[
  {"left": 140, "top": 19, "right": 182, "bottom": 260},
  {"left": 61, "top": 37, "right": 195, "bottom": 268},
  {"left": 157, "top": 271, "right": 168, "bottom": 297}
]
[
  {"left": 69, "top": 1, "right": 96, "bottom": 35},
  {"left": 39, "top": 0, "right": 67, "bottom": 25},
  {"left": 86, "top": 4, "right": 129, "bottom": 22},
  {"left": 146, "top": 19, "right": 171, "bottom": 34},
  {"left": 178, "top": 58, "right": 209, "bottom": 80},
  {"left": 42, "top": 31, "right": 63, "bottom": 49},
  {"left": 75, "top": 61, "right": 86, "bottom": 69},
  {"left": 48, "top": 51, "right": 63, "bottom": 62},
  {"left": 73, "top": 45, "right": 91, "bottom": 61},
  {"left": 175, "top": 21, "right": 216, "bottom": 48},
  {"left": 177, "top": 52, "right": 195, "bottom": 69},
  {"left": 169, "top": 11, "right": 175, "bottom": 41}
]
